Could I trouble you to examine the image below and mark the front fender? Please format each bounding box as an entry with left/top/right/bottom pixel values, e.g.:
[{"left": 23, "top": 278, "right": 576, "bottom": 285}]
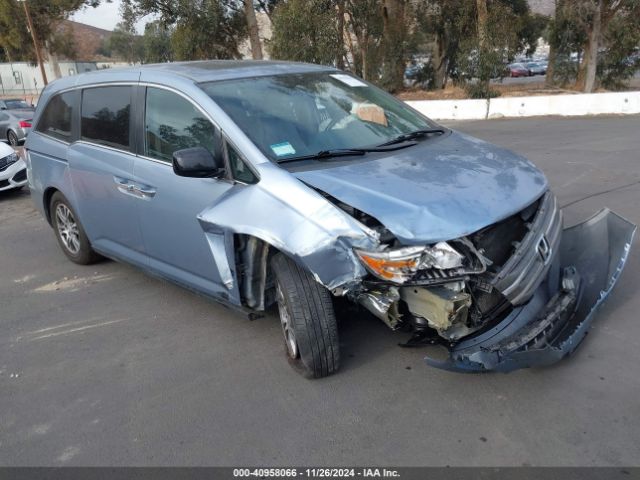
[{"left": 197, "top": 174, "right": 379, "bottom": 293}]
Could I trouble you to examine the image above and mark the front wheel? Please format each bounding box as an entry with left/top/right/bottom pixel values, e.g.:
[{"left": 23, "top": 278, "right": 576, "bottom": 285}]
[{"left": 271, "top": 253, "right": 340, "bottom": 378}]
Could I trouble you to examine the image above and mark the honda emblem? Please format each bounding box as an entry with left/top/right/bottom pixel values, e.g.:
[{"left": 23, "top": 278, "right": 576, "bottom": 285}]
[{"left": 537, "top": 235, "right": 551, "bottom": 265}]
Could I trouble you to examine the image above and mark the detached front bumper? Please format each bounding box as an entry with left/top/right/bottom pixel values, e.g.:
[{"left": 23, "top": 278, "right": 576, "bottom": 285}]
[{"left": 425, "top": 209, "right": 636, "bottom": 373}]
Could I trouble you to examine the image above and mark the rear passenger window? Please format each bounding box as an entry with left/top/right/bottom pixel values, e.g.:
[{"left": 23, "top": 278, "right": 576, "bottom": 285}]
[
  {"left": 36, "top": 92, "right": 74, "bottom": 142},
  {"left": 81, "top": 86, "right": 131, "bottom": 151},
  {"left": 144, "top": 87, "right": 217, "bottom": 163}
]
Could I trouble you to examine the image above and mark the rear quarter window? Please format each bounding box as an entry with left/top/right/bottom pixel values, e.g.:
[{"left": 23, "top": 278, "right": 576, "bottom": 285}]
[{"left": 35, "top": 92, "right": 74, "bottom": 142}]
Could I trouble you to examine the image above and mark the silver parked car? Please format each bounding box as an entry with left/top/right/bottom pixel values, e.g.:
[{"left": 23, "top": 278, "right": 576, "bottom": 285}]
[
  {"left": 0, "top": 98, "right": 34, "bottom": 146},
  {"left": 525, "top": 62, "right": 547, "bottom": 76},
  {"left": 25, "top": 61, "right": 635, "bottom": 377},
  {"left": 0, "top": 141, "right": 28, "bottom": 191}
]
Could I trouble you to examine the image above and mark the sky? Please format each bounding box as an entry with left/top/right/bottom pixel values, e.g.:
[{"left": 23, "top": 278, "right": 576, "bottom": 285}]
[{"left": 70, "top": 0, "right": 150, "bottom": 34}]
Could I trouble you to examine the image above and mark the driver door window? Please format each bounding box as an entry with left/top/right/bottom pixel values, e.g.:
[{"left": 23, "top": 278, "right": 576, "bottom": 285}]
[{"left": 144, "top": 87, "right": 217, "bottom": 163}]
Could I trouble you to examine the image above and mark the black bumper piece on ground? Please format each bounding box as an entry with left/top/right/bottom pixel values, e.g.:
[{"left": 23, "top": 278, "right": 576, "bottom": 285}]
[{"left": 425, "top": 209, "right": 636, "bottom": 373}]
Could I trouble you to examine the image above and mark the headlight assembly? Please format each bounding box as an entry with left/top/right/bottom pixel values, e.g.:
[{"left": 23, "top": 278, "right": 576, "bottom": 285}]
[
  {"left": 355, "top": 246, "right": 424, "bottom": 283},
  {"left": 420, "top": 242, "right": 464, "bottom": 270},
  {"left": 355, "top": 242, "right": 467, "bottom": 283},
  {"left": 0, "top": 152, "right": 18, "bottom": 170}
]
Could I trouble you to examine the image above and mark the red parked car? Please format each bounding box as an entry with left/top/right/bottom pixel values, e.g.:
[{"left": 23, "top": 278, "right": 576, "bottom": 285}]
[{"left": 507, "top": 63, "right": 529, "bottom": 77}]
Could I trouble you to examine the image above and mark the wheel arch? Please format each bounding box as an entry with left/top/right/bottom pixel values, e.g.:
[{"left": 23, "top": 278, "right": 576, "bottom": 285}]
[
  {"left": 231, "top": 232, "right": 356, "bottom": 312},
  {"left": 43, "top": 186, "right": 61, "bottom": 226},
  {"left": 233, "top": 233, "right": 292, "bottom": 311}
]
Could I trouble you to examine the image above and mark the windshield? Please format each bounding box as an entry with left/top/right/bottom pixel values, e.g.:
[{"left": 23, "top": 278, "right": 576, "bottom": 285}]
[
  {"left": 200, "top": 72, "right": 435, "bottom": 162},
  {"left": 5, "top": 99, "right": 30, "bottom": 109}
]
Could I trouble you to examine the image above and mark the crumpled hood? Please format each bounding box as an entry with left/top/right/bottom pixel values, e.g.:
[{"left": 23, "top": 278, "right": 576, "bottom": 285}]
[{"left": 294, "top": 131, "right": 548, "bottom": 244}]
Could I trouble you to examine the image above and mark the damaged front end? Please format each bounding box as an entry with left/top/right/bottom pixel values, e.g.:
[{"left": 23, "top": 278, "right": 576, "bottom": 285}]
[
  {"left": 427, "top": 207, "right": 636, "bottom": 372},
  {"left": 345, "top": 192, "right": 636, "bottom": 372}
]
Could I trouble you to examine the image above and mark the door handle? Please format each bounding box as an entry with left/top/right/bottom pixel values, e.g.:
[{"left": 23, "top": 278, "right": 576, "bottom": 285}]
[
  {"left": 114, "top": 177, "right": 156, "bottom": 199},
  {"left": 135, "top": 185, "right": 156, "bottom": 198},
  {"left": 114, "top": 176, "right": 138, "bottom": 197},
  {"left": 113, "top": 176, "right": 129, "bottom": 187}
]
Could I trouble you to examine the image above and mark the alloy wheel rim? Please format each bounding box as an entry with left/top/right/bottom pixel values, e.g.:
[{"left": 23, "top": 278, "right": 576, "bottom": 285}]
[
  {"left": 55, "top": 204, "right": 80, "bottom": 255},
  {"left": 8, "top": 132, "right": 17, "bottom": 146},
  {"left": 276, "top": 283, "right": 298, "bottom": 358}
]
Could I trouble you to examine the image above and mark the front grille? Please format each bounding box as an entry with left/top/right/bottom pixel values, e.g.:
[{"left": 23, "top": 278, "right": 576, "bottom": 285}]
[
  {"left": 471, "top": 197, "right": 540, "bottom": 271},
  {"left": 490, "top": 192, "right": 562, "bottom": 305},
  {"left": 12, "top": 169, "right": 27, "bottom": 182},
  {"left": 0, "top": 179, "right": 9, "bottom": 188}
]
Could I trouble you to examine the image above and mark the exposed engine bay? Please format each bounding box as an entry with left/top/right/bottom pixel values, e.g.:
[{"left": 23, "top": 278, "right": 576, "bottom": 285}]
[{"left": 328, "top": 191, "right": 562, "bottom": 343}]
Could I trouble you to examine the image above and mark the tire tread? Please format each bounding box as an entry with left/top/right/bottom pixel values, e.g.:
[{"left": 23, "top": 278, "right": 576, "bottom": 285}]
[{"left": 272, "top": 253, "right": 339, "bottom": 378}]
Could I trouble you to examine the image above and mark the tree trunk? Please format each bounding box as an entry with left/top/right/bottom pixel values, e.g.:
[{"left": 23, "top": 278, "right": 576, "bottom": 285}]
[
  {"left": 381, "top": 0, "right": 406, "bottom": 92},
  {"left": 433, "top": 31, "right": 447, "bottom": 89},
  {"left": 336, "top": 0, "right": 345, "bottom": 69},
  {"left": 545, "top": 41, "right": 556, "bottom": 87},
  {"left": 584, "top": 0, "right": 602, "bottom": 92},
  {"left": 575, "top": 0, "right": 602, "bottom": 92},
  {"left": 244, "top": 0, "right": 263, "bottom": 60},
  {"left": 45, "top": 41, "right": 62, "bottom": 80},
  {"left": 349, "top": 20, "right": 367, "bottom": 79},
  {"left": 546, "top": 0, "right": 563, "bottom": 87},
  {"left": 476, "top": 0, "right": 488, "bottom": 52},
  {"left": 361, "top": 43, "right": 367, "bottom": 80},
  {"left": 475, "top": 0, "right": 490, "bottom": 95}
]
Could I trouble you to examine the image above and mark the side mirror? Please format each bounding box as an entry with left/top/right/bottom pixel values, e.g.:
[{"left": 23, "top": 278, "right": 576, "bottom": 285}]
[{"left": 172, "top": 147, "right": 225, "bottom": 178}]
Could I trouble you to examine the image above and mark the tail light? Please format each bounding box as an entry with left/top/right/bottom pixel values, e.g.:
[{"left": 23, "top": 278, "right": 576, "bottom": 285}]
[{"left": 19, "top": 120, "right": 32, "bottom": 128}]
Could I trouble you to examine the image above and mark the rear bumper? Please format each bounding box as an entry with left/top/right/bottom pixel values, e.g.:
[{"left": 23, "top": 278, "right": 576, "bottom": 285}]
[
  {"left": 16, "top": 127, "right": 30, "bottom": 141},
  {"left": 425, "top": 209, "right": 636, "bottom": 372}
]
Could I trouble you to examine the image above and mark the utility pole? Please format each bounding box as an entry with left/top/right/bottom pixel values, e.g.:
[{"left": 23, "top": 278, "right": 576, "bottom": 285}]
[{"left": 19, "top": 0, "right": 48, "bottom": 86}]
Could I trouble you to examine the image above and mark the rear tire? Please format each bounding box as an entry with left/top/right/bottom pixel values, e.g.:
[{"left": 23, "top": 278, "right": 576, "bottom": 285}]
[
  {"left": 7, "top": 130, "right": 19, "bottom": 147},
  {"left": 271, "top": 253, "right": 340, "bottom": 378},
  {"left": 50, "top": 192, "right": 101, "bottom": 265}
]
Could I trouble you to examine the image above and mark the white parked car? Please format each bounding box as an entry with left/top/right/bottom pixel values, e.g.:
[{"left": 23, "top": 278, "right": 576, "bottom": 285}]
[{"left": 0, "top": 142, "right": 27, "bottom": 191}]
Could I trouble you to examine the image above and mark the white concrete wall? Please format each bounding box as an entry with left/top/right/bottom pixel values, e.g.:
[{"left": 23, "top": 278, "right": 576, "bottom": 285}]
[
  {"left": 405, "top": 98, "right": 490, "bottom": 121},
  {"left": 0, "top": 61, "right": 101, "bottom": 96},
  {"left": 407, "top": 91, "right": 640, "bottom": 121}
]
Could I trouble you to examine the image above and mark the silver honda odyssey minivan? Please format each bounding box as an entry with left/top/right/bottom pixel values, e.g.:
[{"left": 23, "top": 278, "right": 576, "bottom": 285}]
[{"left": 26, "top": 61, "right": 635, "bottom": 378}]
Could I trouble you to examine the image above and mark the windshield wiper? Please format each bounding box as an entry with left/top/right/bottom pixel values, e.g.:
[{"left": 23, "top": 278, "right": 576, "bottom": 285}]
[
  {"left": 276, "top": 143, "right": 417, "bottom": 163},
  {"left": 377, "top": 128, "right": 446, "bottom": 147}
]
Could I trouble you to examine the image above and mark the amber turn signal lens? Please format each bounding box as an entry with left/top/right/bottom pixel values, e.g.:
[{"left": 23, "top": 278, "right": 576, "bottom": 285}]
[{"left": 355, "top": 247, "right": 424, "bottom": 282}]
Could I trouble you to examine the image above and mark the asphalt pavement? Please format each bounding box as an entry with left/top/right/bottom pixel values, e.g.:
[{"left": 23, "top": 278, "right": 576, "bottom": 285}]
[{"left": 1, "top": 115, "right": 639, "bottom": 466}]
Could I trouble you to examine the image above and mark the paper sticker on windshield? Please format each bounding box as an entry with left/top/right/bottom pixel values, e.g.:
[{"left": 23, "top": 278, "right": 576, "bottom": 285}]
[
  {"left": 270, "top": 142, "right": 296, "bottom": 156},
  {"left": 330, "top": 74, "right": 367, "bottom": 87}
]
